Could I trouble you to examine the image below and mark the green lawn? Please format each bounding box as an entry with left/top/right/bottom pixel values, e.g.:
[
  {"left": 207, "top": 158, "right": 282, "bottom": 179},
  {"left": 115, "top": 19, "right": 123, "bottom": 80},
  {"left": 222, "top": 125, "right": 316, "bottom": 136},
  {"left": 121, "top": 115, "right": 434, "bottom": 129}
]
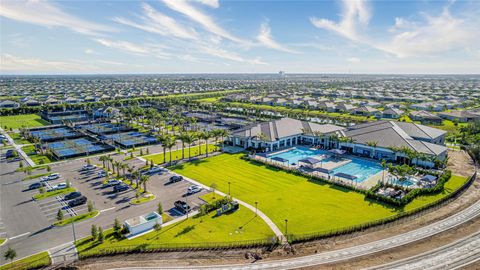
[
  {"left": 0, "top": 114, "right": 49, "bottom": 130},
  {"left": 54, "top": 210, "right": 99, "bottom": 226},
  {"left": 0, "top": 252, "right": 51, "bottom": 270},
  {"left": 33, "top": 187, "right": 75, "bottom": 200},
  {"left": 8, "top": 133, "right": 31, "bottom": 145},
  {"left": 21, "top": 145, "right": 52, "bottom": 164},
  {"left": 76, "top": 206, "right": 274, "bottom": 257},
  {"left": 130, "top": 194, "right": 155, "bottom": 205},
  {"left": 145, "top": 144, "right": 219, "bottom": 164},
  {"left": 23, "top": 172, "right": 50, "bottom": 181},
  {"left": 172, "top": 153, "right": 469, "bottom": 235},
  {"left": 0, "top": 238, "right": 5, "bottom": 246}
]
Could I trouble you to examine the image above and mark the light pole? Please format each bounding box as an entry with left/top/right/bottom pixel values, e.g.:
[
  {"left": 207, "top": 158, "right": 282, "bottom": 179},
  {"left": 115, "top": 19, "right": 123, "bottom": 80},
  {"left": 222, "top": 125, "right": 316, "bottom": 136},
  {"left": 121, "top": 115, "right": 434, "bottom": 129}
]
[
  {"left": 186, "top": 193, "right": 189, "bottom": 218},
  {"left": 255, "top": 202, "right": 258, "bottom": 216},
  {"left": 228, "top": 181, "right": 231, "bottom": 197},
  {"left": 71, "top": 220, "right": 77, "bottom": 243},
  {"left": 284, "top": 219, "right": 288, "bottom": 241}
]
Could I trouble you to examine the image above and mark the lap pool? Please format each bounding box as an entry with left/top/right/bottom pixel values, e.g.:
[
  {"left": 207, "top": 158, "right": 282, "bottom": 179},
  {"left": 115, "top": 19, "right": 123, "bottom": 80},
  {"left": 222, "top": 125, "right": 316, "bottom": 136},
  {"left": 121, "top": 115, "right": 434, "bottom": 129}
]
[
  {"left": 268, "top": 146, "right": 330, "bottom": 164},
  {"left": 267, "top": 146, "right": 383, "bottom": 183}
]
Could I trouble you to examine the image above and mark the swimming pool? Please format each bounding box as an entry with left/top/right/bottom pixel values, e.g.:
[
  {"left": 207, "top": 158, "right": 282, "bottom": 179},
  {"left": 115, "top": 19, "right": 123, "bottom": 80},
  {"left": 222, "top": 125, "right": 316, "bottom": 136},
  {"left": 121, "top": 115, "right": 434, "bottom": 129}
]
[
  {"left": 332, "top": 158, "right": 383, "bottom": 183},
  {"left": 391, "top": 177, "right": 417, "bottom": 187},
  {"left": 268, "top": 147, "right": 330, "bottom": 164}
]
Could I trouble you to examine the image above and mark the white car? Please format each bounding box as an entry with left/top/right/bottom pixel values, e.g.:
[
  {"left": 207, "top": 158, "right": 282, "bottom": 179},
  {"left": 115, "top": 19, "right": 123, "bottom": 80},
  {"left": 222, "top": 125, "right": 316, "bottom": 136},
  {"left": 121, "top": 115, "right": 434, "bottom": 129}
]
[
  {"left": 187, "top": 185, "right": 202, "bottom": 194},
  {"left": 97, "top": 171, "right": 108, "bottom": 177},
  {"left": 148, "top": 166, "right": 162, "bottom": 174},
  {"left": 103, "top": 179, "right": 122, "bottom": 187},
  {"left": 81, "top": 164, "right": 96, "bottom": 171},
  {"left": 47, "top": 173, "right": 60, "bottom": 180},
  {"left": 50, "top": 183, "right": 67, "bottom": 191}
]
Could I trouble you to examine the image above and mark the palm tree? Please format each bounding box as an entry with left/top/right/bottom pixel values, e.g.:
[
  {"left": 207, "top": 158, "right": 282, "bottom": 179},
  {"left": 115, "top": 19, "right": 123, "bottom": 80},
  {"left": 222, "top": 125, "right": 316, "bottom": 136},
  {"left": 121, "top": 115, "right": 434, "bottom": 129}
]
[
  {"left": 120, "top": 163, "right": 127, "bottom": 178},
  {"left": 182, "top": 132, "right": 195, "bottom": 160},
  {"left": 157, "top": 134, "right": 167, "bottom": 164},
  {"left": 366, "top": 141, "right": 378, "bottom": 159},
  {"left": 217, "top": 129, "right": 229, "bottom": 151},
  {"left": 163, "top": 135, "right": 176, "bottom": 164},
  {"left": 132, "top": 171, "right": 141, "bottom": 189},
  {"left": 177, "top": 132, "right": 187, "bottom": 160},
  {"left": 99, "top": 155, "right": 108, "bottom": 168},
  {"left": 141, "top": 175, "right": 150, "bottom": 193},
  {"left": 381, "top": 159, "right": 387, "bottom": 184},
  {"left": 200, "top": 131, "right": 212, "bottom": 157}
]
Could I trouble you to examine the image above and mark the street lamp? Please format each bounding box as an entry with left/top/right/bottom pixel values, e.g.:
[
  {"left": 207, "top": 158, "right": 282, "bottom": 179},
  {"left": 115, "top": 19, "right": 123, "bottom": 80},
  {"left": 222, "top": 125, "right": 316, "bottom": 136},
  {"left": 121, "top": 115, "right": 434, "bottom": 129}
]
[
  {"left": 255, "top": 202, "right": 258, "bottom": 216},
  {"left": 228, "top": 181, "right": 231, "bottom": 197},
  {"left": 284, "top": 219, "right": 288, "bottom": 240}
]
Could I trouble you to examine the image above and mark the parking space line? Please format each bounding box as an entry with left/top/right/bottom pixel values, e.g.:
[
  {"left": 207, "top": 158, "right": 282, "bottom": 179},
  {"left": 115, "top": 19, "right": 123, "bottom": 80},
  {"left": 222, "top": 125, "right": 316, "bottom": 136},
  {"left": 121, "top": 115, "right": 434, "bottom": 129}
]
[
  {"left": 100, "top": 207, "right": 115, "bottom": 213},
  {"left": 9, "top": 232, "right": 30, "bottom": 240}
]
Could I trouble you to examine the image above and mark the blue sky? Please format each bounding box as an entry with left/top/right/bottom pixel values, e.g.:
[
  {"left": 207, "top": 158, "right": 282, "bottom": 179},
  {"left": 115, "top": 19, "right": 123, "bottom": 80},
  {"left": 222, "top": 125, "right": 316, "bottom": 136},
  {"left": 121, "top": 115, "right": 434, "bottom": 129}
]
[{"left": 1, "top": 0, "right": 479, "bottom": 74}]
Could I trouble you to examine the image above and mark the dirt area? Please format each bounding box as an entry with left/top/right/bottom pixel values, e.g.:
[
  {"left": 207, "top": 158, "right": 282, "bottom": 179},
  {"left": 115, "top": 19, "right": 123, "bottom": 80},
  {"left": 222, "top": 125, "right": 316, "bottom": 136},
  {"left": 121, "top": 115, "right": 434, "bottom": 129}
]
[
  {"left": 74, "top": 150, "right": 479, "bottom": 270},
  {"left": 447, "top": 149, "right": 476, "bottom": 177}
]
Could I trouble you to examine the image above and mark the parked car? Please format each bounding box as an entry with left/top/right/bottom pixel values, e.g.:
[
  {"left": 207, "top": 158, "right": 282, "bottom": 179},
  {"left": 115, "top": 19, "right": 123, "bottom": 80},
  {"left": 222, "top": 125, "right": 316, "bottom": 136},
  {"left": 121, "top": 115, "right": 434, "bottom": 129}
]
[
  {"left": 5, "top": 149, "right": 16, "bottom": 158},
  {"left": 148, "top": 166, "right": 163, "bottom": 174},
  {"left": 187, "top": 185, "right": 202, "bottom": 194},
  {"left": 97, "top": 171, "right": 108, "bottom": 177},
  {"left": 28, "top": 182, "right": 46, "bottom": 190},
  {"left": 68, "top": 196, "right": 87, "bottom": 207},
  {"left": 168, "top": 175, "right": 183, "bottom": 183},
  {"left": 64, "top": 191, "right": 82, "bottom": 200},
  {"left": 103, "top": 179, "right": 122, "bottom": 187},
  {"left": 50, "top": 183, "right": 67, "bottom": 191},
  {"left": 47, "top": 173, "right": 60, "bottom": 180},
  {"left": 113, "top": 184, "right": 129, "bottom": 193},
  {"left": 174, "top": 200, "right": 191, "bottom": 213},
  {"left": 81, "top": 164, "right": 95, "bottom": 171}
]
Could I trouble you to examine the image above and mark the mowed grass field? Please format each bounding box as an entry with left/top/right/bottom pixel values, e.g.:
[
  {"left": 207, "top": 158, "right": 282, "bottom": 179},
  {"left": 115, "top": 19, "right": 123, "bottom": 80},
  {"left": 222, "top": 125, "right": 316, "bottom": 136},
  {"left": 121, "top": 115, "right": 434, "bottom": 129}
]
[
  {"left": 144, "top": 144, "right": 219, "bottom": 164},
  {"left": 172, "top": 153, "right": 469, "bottom": 235},
  {"left": 0, "top": 114, "right": 49, "bottom": 130},
  {"left": 76, "top": 206, "right": 274, "bottom": 256}
]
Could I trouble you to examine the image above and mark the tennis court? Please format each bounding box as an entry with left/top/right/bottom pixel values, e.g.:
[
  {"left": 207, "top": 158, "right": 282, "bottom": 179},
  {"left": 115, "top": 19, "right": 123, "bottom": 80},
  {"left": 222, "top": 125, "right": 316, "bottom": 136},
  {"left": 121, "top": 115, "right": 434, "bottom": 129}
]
[
  {"left": 48, "top": 137, "right": 114, "bottom": 159},
  {"left": 80, "top": 123, "right": 133, "bottom": 135},
  {"left": 29, "top": 127, "right": 82, "bottom": 142},
  {"left": 48, "top": 113, "right": 89, "bottom": 124},
  {"left": 102, "top": 131, "right": 158, "bottom": 148}
]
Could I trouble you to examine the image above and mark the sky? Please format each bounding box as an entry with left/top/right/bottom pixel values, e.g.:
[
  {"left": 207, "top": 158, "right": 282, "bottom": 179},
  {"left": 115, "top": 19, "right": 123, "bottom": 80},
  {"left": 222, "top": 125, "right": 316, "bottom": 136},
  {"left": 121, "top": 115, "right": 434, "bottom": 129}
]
[{"left": 1, "top": 0, "right": 479, "bottom": 74}]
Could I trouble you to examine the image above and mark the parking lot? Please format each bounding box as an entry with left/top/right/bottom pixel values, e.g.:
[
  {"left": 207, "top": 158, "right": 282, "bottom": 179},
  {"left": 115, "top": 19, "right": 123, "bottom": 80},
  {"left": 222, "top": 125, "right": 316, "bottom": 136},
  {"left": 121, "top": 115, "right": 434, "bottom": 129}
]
[{"left": 0, "top": 150, "right": 208, "bottom": 265}]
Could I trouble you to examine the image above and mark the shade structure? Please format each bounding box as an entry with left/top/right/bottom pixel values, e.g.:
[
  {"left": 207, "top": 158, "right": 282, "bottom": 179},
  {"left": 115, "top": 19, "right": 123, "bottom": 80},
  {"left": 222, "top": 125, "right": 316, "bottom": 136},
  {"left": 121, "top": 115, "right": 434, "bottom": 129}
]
[
  {"left": 421, "top": 174, "right": 437, "bottom": 182},
  {"left": 271, "top": 156, "right": 288, "bottom": 163},
  {"left": 329, "top": 149, "right": 346, "bottom": 155},
  {"left": 334, "top": 172, "right": 358, "bottom": 180},
  {"left": 298, "top": 157, "right": 321, "bottom": 165}
]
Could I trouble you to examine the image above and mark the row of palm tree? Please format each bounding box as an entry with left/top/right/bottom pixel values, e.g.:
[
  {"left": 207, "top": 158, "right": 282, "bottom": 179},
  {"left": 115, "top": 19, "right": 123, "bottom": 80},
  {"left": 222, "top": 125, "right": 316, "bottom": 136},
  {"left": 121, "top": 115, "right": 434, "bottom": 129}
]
[{"left": 98, "top": 155, "right": 151, "bottom": 192}]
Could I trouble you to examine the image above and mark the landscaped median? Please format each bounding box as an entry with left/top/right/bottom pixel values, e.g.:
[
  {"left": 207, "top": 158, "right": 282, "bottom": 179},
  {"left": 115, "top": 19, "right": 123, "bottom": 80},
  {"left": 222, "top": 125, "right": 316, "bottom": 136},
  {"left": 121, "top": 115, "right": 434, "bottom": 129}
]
[
  {"left": 172, "top": 153, "right": 472, "bottom": 239},
  {"left": 130, "top": 194, "right": 155, "bottom": 205},
  {"left": 32, "top": 187, "right": 75, "bottom": 200},
  {"left": 75, "top": 205, "right": 275, "bottom": 258},
  {"left": 0, "top": 251, "right": 51, "bottom": 270},
  {"left": 0, "top": 238, "right": 5, "bottom": 246},
  {"left": 54, "top": 210, "right": 99, "bottom": 227}
]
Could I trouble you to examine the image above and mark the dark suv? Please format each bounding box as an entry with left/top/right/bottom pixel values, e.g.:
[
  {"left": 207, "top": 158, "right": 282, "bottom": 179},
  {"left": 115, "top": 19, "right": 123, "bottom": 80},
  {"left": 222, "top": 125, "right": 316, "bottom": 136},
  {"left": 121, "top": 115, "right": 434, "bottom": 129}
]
[
  {"left": 64, "top": 191, "right": 82, "bottom": 200},
  {"left": 174, "top": 200, "right": 191, "bottom": 214},
  {"left": 113, "top": 184, "right": 129, "bottom": 193},
  {"left": 168, "top": 175, "right": 183, "bottom": 183},
  {"left": 28, "top": 182, "right": 46, "bottom": 190},
  {"left": 68, "top": 196, "right": 87, "bottom": 207}
]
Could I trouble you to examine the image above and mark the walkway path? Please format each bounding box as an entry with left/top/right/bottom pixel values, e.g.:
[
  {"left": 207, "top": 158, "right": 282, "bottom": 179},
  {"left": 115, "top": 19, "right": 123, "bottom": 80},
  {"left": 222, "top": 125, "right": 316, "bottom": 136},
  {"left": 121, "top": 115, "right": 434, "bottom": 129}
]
[
  {"left": 48, "top": 242, "right": 78, "bottom": 264},
  {"left": 0, "top": 127, "right": 35, "bottom": 166},
  {"left": 136, "top": 154, "right": 287, "bottom": 244}
]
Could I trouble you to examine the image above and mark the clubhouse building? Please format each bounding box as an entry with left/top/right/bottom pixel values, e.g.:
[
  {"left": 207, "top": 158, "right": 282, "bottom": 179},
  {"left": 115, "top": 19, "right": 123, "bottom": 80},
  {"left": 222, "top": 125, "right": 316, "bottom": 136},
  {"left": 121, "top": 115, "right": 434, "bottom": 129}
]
[{"left": 228, "top": 118, "right": 447, "bottom": 168}]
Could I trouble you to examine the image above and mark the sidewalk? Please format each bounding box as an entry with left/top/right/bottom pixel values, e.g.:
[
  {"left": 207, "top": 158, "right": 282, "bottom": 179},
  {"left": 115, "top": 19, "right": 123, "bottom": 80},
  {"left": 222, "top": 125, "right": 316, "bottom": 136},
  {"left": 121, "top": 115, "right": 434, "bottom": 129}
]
[{"left": 0, "top": 127, "right": 35, "bottom": 166}]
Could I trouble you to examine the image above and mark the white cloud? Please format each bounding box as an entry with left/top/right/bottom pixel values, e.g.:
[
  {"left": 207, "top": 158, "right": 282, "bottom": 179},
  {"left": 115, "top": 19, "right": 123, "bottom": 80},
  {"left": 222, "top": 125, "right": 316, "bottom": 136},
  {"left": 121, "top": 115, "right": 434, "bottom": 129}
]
[
  {"left": 0, "top": 0, "right": 113, "bottom": 36},
  {"left": 201, "top": 46, "right": 267, "bottom": 65},
  {"left": 162, "top": 0, "right": 246, "bottom": 44},
  {"left": 310, "top": 0, "right": 370, "bottom": 42},
  {"left": 311, "top": 1, "right": 479, "bottom": 58},
  {"left": 0, "top": 53, "right": 98, "bottom": 72},
  {"left": 194, "top": 0, "right": 220, "bottom": 9},
  {"left": 377, "top": 9, "right": 476, "bottom": 57},
  {"left": 347, "top": 57, "right": 360, "bottom": 63},
  {"left": 257, "top": 22, "right": 298, "bottom": 53},
  {"left": 94, "top": 38, "right": 170, "bottom": 59},
  {"left": 113, "top": 3, "right": 198, "bottom": 40},
  {"left": 84, "top": 49, "right": 97, "bottom": 54}
]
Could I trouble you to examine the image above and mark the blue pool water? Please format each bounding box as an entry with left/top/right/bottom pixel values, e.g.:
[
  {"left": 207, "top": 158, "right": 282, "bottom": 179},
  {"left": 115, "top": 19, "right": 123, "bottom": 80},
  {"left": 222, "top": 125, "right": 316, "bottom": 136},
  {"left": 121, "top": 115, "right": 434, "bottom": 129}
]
[
  {"left": 391, "top": 177, "right": 417, "bottom": 187},
  {"left": 268, "top": 147, "right": 330, "bottom": 164},
  {"left": 267, "top": 147, "right": 384, "bottom": 183},
  {"left": 331, "top": 159, "right": 383, "bottom": 183}
]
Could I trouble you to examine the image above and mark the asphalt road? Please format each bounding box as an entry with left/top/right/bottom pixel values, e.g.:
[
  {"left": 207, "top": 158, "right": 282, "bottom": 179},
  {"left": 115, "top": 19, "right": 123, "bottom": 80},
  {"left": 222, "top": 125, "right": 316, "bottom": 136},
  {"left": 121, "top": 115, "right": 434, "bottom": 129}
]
[
  {"left": 368, "top": 231, "right": 480, "bottom": 270},
  {"left": 108, "top": 192, "right": 480, "bottom": 269},
  {"left": 0, "top": 150, "right": 207, "bottom": 265}
]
